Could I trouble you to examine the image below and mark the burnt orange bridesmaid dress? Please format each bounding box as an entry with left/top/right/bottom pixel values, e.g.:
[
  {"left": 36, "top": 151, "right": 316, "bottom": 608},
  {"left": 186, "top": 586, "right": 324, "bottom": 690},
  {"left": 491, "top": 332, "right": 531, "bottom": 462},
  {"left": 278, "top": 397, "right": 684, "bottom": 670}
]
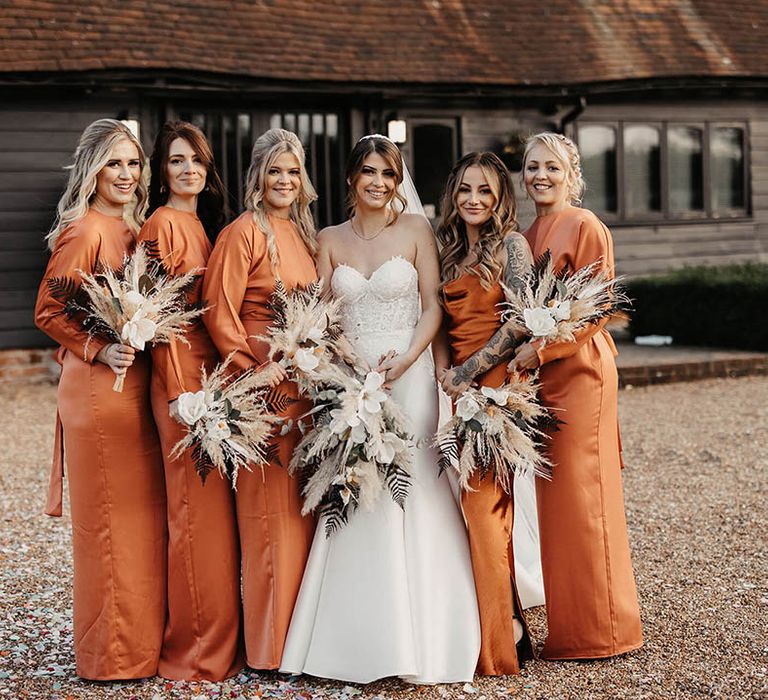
[
  {"left": 34, "top": 209, "right": 167, "bottom": 680},
  {"left": 137, "top": 206, "right": 244, "bottom": 680},
  {"left": 524, "top": 206, "right": 643, "bottom": 659},
  {"left": 202, "top": 212, "right": 317, "bottom": 669},
  {"left": 442, "top": 274, "right": 533, "bottom": 676}
]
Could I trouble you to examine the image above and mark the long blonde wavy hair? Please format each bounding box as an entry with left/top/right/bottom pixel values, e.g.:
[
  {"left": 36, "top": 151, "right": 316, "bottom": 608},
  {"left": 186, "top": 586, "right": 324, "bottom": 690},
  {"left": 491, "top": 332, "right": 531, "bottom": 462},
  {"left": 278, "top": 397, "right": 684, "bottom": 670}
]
[
  {"left": 522, "top": 132, "right": 586, "bottom": 205},
  {"left": 46, "top": 119, "right": 147, "bottom": 250},
  {"left": 436, "top": 152, "right": 518, "bottom": 290},
  {"left": 244, "top": 128, "right": 317, "bottom": 270}
]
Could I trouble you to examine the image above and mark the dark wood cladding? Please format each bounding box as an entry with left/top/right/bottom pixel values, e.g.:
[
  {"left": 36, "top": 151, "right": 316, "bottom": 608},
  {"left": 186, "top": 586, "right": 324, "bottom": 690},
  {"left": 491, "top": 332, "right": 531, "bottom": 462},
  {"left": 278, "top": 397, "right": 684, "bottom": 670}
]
[{"left": 0, "top": 98, "right": 131, "bottom": 349}]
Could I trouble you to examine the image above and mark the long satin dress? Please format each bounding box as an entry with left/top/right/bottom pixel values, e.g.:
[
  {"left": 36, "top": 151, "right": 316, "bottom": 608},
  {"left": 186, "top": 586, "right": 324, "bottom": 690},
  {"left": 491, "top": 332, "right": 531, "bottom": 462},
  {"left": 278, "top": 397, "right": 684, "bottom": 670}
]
[
  {"left": 524, "top": 206, "right": 643, "bottom": 659},
  {"left": 34, "top": 209, "right": 167, "bottom": 680},
  {"left": 442, "top": 273, "right": 533, "bottom": 676},
  {"left": 137, "top": 206, "right": 244, "bottom": 680},
  {"left": 202, "top": 211, "right": 317, "bottom": 669}
]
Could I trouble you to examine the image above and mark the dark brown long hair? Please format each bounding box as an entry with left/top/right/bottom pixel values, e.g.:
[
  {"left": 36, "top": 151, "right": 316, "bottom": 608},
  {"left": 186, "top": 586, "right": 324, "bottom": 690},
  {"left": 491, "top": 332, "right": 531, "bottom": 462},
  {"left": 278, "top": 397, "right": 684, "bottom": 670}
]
[
  {"left": 436, "top": 151, "right": 518, "bottom": 290},
  {"left": 148, "top": 120, "right": 227, "bottom": 241},
  {"left": 345, "top": 135, "right": 407, "bottom": 221}
]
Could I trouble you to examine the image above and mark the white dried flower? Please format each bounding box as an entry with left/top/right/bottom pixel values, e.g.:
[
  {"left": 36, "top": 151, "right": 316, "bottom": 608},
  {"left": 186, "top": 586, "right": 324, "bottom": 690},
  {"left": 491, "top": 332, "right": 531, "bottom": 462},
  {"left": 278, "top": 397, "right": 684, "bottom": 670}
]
[{"left": 176, "top": 390, "right": 207, "bottom": 425}]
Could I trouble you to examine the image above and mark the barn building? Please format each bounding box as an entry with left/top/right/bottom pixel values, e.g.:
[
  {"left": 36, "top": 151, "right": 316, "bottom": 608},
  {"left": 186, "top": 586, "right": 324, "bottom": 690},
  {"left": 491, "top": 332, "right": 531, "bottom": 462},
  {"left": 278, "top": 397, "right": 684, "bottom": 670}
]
[{"left": 2, "top": 0, "right": 767, "bottom": 351}]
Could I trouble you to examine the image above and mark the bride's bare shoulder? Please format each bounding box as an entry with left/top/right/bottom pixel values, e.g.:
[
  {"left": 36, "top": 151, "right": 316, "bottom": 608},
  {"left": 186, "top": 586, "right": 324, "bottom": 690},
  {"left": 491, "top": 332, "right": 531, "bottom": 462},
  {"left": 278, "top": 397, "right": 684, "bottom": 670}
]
[
  {"left": 397, "top": 213, "right": 433, "bottom": 237},
  {"left": 318, "top": 221, "right": 351, "bottom": 248}
]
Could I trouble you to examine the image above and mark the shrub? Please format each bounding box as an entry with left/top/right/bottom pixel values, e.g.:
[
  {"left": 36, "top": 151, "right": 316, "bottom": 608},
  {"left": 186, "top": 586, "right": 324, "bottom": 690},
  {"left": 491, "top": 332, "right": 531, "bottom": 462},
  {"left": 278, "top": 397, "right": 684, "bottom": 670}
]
[{"left": 626, "top": 263, "right": 768, "bottom": 351}]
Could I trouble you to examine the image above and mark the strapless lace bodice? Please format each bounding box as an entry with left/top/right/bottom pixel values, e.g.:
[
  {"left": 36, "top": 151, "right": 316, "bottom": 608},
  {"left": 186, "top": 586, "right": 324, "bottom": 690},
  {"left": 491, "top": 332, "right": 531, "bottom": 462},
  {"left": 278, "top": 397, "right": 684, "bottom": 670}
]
[
  {"left": 331, "top": 256, "right": 419, "bottom": 337},
  {"left": 330, "top": 256, "right": 424, "bottom": 369}
]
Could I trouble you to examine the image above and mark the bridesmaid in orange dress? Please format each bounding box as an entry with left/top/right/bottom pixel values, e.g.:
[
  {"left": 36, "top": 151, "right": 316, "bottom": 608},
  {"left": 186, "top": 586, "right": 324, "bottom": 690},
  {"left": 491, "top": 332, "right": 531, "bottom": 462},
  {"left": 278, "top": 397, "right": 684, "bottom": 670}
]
[
  {"left": 512, "top": 132, "right": 643, "bottom": 659},
  {"left": 435, "top": 152, "right": 534, "bottom": 675},
  {"left": 138, "top": 121, "right": 244, "bottom": 680},
  {"left": 202, "top": 128, "right": 317, "bottom": 669},
  {"left": 34, "top": 119, "right": 166, "bottom": 679}
]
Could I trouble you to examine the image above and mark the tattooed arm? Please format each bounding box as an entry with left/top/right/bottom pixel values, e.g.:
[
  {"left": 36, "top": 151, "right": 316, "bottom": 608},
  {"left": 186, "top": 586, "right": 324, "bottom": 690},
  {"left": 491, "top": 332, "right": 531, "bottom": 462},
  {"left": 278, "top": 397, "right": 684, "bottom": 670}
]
[{"left": 440, "top": 233, "right": 533, "bottom": 397}]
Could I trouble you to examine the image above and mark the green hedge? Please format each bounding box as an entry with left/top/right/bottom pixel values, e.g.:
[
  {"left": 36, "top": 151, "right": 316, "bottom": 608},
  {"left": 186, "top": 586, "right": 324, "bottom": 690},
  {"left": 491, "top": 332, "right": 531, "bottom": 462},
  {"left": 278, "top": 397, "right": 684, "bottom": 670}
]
[{"left": 626, "top": 263, "right": 768, "bottom": 351}]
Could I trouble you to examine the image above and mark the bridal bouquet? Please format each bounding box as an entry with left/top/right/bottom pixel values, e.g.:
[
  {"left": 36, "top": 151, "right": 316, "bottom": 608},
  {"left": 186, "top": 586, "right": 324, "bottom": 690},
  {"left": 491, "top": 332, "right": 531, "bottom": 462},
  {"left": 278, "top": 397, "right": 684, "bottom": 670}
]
[
  {"left": 261, "top": 279, "right": 346, "bottom": 392},
  {"left": 170, "top": 355, "right": 282, "bottom": 488},
  {"left": 435, "top": 374, "right": 556, "bottom": 494},
  {"left": 289, "top": 368, "right": 413, "bottom": 537},
  {"left": 501, "top": 250, "right": 629, "bottom": 347},
  {"left": 262, "top": 281, "right": 414, "bottom": 536},
  {"left": 46, "top": 242, "right": 203, "bottom": 391}
]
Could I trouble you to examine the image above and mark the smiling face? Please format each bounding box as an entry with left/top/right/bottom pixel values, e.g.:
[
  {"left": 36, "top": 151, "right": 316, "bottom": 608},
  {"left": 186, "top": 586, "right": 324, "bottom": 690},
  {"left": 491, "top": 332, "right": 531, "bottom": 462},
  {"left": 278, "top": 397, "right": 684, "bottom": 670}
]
[
  {"left": 165, "top": 137, "right": 207, "bottom": 201},
  {"left": 92, "top": 138, "right": 141, "bottom": 215},
  {"left": 263, "top": 151, "right": 302, "bottom": 218},
  {"left": 352, "top": 152, "right": 397, "bottom": 211},
  {"left": 456, "top": 165, "right": 496, "bottom": 232},
  {"left": 524, "top": 142, "right": 570, "bottom": 215}
]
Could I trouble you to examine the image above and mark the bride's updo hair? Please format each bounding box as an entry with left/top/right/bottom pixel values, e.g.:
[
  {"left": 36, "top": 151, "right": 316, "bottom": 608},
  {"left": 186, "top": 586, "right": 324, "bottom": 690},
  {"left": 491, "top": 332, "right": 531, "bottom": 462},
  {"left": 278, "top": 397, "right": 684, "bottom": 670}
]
[
  {"left": 436, "top": 151, "right": 518, "bottom": 291},
  {"left": 244, "top": 128, "right": 317, "bottom": 270},
  {"left": 522, "top": 132, "right": 585, "bottom": 205},
  {"left": 345, "top": 136, "right": 407, "bottom": 222}
]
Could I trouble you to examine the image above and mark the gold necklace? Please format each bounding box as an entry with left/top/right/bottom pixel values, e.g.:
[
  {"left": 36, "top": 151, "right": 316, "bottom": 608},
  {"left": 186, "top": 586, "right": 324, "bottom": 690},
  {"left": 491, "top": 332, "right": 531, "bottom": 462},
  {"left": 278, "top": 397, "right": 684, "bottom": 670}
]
[{"left": 350, "top": 214, "right": 391, "bottom": 241}]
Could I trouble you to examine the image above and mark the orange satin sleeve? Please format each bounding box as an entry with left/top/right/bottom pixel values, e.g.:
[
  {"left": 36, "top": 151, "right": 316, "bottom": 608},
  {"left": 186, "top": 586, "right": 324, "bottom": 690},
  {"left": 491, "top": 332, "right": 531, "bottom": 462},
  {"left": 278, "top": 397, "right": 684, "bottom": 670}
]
[
  {"left": 535, "top": 217, "right": 617, "bottom": 367},
  {"left": 34, "top": 222, "right": 107, "bottom": 363},
  {"left": 138, "top": 215, "right": 188, "bottom": 401},
  {"left": 202, "top": 224, "right": 264, "bottom": 373}
]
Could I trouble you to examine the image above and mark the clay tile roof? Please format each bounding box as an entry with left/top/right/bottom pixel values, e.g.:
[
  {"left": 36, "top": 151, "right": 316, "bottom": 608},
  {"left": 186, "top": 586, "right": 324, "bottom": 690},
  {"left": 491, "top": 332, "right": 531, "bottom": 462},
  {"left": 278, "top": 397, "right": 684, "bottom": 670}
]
[{"left": 1, "top": 0, "right": 767, "bottom": 85}]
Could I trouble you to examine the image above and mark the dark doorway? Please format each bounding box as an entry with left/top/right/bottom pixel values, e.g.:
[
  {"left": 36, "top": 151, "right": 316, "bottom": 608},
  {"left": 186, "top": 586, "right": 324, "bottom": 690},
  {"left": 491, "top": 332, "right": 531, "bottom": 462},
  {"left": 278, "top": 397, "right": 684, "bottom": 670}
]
[{"left": 411, "top": 120, "right": 458, "bottom": 220}]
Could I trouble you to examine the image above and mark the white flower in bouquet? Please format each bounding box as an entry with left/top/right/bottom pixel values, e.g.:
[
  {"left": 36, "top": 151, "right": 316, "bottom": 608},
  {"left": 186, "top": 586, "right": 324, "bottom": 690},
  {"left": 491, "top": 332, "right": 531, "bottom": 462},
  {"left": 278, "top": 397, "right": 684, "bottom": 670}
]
[
  {"left": 329, "top": 404, "right": 367, "bottom": 444},
  {"left": 177, "top": 390, "right": 207, "bottom": 425},
  {"left": 455, "top": 392, "right": 482, "bottom": 422},
  {"left": 370, "top": 432, "right": 406, "bottom": 465},
  {"left": 122, "top": 289, "right": 160, "bottom": 318},
  {"left": 480, "top": 385, "right": 511, "bottom": 406},
  {"left": 293, "top": 346, "right": 321, "bottom": 372},
  {"left": 206, "top": 418, "right": 232, "bottom": 441},
  {"left": 358, "top": 371, "right": 387, "bottom": 415},
  {"left": 549, "top": 299, "right": 572, "bottom": 321},
  {"left": 523, "top": 307, "right": 557, "bottom": 337},
  {"left": 121, "top": 309, "right": 158, "bottom": 351},
  {"left": 306, "top": 325, "right": 325, "bottom": 344}
]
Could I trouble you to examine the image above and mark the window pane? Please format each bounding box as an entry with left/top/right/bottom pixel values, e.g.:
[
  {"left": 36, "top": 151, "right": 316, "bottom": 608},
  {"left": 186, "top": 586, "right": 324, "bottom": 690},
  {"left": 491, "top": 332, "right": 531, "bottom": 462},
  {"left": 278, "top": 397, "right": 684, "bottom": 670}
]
[
  {"left": 579, "top": 125, "right": 617, "bottom": 213},
  {"left": 711, "top": 127, "right": 745, "bottom": 212},
  {"left": 624, "top": 125, "right": 661, "bottom": 216},
  {"left": 669, "top": 126, "right": 704, "bottom": 213}
]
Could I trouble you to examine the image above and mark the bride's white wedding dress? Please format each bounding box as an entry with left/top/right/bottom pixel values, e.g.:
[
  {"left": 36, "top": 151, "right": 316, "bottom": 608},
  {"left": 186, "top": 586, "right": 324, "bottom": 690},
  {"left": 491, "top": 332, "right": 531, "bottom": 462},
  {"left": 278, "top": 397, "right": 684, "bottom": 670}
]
[{"left": 280, "top": 256, "right": 481, "bottom": 684}]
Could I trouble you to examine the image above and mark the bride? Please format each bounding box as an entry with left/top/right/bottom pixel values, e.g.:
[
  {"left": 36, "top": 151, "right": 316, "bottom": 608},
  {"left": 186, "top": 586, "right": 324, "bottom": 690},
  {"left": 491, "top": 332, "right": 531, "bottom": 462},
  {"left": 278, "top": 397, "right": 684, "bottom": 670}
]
[{"left": 279, "top": 135, "right": 481, "bottom": 684}]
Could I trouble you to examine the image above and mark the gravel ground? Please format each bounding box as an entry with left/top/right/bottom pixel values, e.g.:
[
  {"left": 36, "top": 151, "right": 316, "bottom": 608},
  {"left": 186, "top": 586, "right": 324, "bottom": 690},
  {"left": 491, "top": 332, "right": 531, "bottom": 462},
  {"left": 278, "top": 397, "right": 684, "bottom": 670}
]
[{"left": 1, "top": 377, "right": 766, "bottom": 700}]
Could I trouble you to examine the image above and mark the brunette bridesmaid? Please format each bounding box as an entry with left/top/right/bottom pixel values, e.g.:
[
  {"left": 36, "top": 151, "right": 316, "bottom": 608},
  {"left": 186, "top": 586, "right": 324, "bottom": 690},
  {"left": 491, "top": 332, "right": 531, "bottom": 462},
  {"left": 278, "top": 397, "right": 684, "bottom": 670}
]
[
  {"left": 34, "top": 119, "right": 166, "bottom": 679},
  {"left": 512, "top": 132, "right": 643, "bottom": 659},
  {"left": 137, "top": 121, "right": 244, "bottom": 680},
  {"left": 202, "top": 128, "right": 317, "bottom": 669},
  {"left": 435, "top": 152, "right": 534, "bottom": 675}
]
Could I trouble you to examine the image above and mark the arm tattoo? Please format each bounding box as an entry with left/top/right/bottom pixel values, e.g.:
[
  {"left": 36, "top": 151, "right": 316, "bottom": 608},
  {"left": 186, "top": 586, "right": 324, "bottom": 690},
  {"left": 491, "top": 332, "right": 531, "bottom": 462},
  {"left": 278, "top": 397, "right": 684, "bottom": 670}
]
[
  {"left": 503, "top": 235, "right": 532, "bottom": 291},
  {"left": 453, "top": 356, "right": 480, "bottom": 386},
  {"left": 453, "top": 236, "right": 531, "bottom": 384}
]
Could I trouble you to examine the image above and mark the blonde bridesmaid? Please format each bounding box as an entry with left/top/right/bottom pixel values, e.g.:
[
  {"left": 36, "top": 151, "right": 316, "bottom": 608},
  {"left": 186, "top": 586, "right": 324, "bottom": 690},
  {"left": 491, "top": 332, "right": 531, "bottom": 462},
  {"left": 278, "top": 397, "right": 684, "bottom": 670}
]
[
  {"left": 202, "top": 128, "right": 317, "bottom": 669},
  {"left": 34, "top": 119, "right": 166, "bottom": 679},
  {"left": 435, "top": 152, "right": 534, "bottom": 675},
  {"left": 512, "top": 132, "right": 643, "bottom": 659},
  {"left": 138, "top": 121, "right": 244, "bottom": 680}
]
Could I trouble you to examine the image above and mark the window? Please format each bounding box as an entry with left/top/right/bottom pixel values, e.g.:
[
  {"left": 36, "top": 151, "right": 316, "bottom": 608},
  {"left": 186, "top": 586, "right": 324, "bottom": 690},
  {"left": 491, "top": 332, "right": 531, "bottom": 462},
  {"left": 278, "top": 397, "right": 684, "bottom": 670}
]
[
  {"left": 668, "top": 126, "right": 704, "bottom": 214},
  {"left": 577, "top": 121, "right": 748, "bottom": 223},
  {"left": 177, "top": 109, "right": 347, "bottom": 228},
  {"left": 580, "top": 125, "right": 617, "bottom": 214},
  {"left": 623, "top": 125, "right": 661, "bottom": 217}
]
